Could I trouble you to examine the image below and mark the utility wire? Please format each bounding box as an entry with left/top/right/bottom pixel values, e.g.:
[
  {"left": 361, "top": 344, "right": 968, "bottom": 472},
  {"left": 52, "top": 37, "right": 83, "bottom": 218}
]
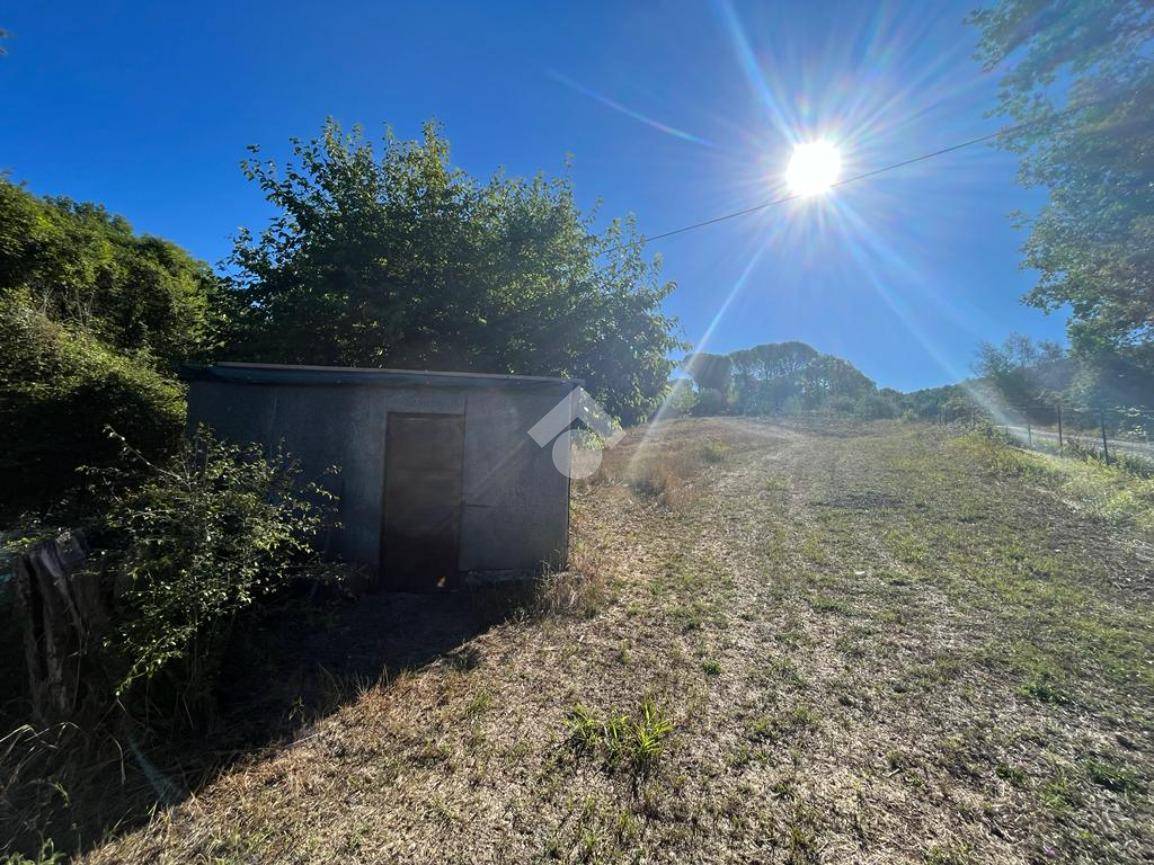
[{"left": 610, "top": 107, "right": 1080, "bottom": 253}]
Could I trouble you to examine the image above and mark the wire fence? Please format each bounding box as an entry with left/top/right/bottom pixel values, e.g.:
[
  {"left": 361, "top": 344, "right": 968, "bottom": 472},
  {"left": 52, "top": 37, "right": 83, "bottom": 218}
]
[{"left": 996, "top": 421, "right": 1154, "bottom": 468}]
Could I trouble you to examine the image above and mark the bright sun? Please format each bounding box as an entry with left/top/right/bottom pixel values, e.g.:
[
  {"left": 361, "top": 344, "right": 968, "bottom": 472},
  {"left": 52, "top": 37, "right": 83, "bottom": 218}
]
[{"left": 785, "top": 140, "right": 842, "bottom": 197}]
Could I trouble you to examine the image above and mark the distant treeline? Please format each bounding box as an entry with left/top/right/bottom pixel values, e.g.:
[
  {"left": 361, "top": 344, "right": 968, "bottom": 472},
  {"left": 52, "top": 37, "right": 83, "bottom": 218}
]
[
  {"left": 893, "top": 335, "right": 1154, "bottom": 436},
  {"left": 967, "top": 335, "right": 1154, "bottom": 436},
  {"left": 679, "top": 336, "right": 1154, "bottom": 435},
  {"left": 679, "top": 342, "right": 902, "bottom": 420}
]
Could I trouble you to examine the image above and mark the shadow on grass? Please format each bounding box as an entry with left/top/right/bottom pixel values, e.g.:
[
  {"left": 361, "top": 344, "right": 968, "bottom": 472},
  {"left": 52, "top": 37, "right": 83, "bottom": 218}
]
[{"left": 1, "top": 583, "right": 530, "bottom": 862}]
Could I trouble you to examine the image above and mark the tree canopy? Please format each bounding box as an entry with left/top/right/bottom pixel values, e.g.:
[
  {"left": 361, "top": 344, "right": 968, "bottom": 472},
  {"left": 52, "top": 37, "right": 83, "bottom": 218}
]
[
  {"left": 682, "top": 341, "right": 882, "bottom": 417},
  {"left": 974, "top": 333, "right": 1068, "bottom": 424},
  {"left": 220, "top": 120, "right": 681, "bottom": 425},
  {"left": 682, "top": 352, "right": 732, "bottom": 394},
  {"left": 970, "top": 0, "right": 1154, "bottom": 371}
]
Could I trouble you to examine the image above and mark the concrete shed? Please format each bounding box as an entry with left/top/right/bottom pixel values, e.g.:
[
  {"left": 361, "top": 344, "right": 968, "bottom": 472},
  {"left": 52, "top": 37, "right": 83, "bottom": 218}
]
[{"left": 186, "top": 363, "right": 578, "bottom": 591}]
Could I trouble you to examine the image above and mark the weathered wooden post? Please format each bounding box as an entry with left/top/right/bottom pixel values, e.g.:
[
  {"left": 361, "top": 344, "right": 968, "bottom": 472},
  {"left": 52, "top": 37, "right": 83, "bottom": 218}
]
[
  {"left": 1057, "top": 401, "right": 1063, "bottom": 449},
  {"left": 1100, "top": 408, "right": 1111, "bottom": 466},
  {"left": 11, "top": 531, "right": 107, "bottom": 723}
]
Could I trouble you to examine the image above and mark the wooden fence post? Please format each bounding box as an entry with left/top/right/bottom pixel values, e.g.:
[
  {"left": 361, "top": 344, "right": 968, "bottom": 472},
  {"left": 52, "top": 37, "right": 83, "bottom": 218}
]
[
  {"left": 1057, "top": 402, "right": 1063, "bottom": 449},
  {"left": 1100, "top": 408, "right": 1111, "bottom": 466},
  {"left": 11, "top": 531, "right": 107, "bottom": 724}
]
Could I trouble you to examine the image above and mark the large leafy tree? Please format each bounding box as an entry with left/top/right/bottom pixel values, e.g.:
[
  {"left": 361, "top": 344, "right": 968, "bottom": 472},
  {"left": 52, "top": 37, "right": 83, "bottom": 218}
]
[
  {"left": 729, "top": 342, "right": 822, "bottom": 413},
  {"left": 221, "top": 120, "right": 681, "bottom": 425},
  {"left": 970, "top": 0, "right": 1154, "bottom": 370},
  {"left": 801, "top": 355, "right": 875, "bottom": 407},
  {"left": 682, "top": 352, "right": 732, "bottom": 395}
]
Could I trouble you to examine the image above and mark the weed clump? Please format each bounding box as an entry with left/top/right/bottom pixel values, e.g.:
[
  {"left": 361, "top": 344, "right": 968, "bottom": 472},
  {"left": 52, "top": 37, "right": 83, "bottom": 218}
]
[
  {"left": 565, "top": 698, "right": 674, "bottom": 775},
  {"left": 700, "top": 440, "right": 728, "bottom": 463}
]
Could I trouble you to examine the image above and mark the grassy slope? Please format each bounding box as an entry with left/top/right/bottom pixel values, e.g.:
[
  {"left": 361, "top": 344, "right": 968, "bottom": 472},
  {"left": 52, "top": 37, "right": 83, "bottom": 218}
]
[{"left": 86, "top": 419, "right": 1153, "bottom": 865}]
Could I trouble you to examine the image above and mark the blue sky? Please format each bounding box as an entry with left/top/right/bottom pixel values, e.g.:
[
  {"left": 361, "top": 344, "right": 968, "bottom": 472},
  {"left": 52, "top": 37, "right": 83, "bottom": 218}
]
[{"left": 0, "top": 0, "right": 1065, "bottom": 391}]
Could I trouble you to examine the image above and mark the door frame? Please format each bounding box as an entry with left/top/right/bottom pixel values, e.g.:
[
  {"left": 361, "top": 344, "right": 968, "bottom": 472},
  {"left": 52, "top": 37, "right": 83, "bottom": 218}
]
[{"left": 378, "top": 410, "right": 467, "bottom": 591}]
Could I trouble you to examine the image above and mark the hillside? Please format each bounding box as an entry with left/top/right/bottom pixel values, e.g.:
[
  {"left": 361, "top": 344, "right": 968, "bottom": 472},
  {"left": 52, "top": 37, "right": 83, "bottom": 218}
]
[{"left": 81, "top": 419, "right": 1154, "bottom": 864}]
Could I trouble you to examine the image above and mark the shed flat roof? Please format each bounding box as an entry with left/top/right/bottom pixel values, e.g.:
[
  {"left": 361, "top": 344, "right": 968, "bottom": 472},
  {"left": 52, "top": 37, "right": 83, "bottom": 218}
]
[{"left": 185, "top": 362, "right": 580, "bottom": 390}]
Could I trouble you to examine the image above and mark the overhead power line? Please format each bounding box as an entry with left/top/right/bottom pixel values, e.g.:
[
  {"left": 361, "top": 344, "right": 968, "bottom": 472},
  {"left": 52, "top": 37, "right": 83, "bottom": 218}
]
[{"left": 612, "top": 106, "right": 1083, "bottom": 253}]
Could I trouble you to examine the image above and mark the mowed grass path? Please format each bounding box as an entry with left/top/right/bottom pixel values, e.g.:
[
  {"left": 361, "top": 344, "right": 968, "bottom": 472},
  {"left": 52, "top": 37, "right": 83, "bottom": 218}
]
[{"left": 90, "top": 420, "right": 1154, "bottom": 865}]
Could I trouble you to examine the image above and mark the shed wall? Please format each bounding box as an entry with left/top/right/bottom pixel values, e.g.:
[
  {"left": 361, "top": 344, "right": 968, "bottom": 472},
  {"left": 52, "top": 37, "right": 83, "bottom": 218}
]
[{"left": 186, "top": 379, "right": 573, "bottom": 581}]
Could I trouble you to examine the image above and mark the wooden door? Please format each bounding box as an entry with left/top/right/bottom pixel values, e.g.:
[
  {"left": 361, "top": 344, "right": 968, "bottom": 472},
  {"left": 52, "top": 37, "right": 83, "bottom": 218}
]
[{"left": 381, "top": 413, "right": 465, "bottom": 591}]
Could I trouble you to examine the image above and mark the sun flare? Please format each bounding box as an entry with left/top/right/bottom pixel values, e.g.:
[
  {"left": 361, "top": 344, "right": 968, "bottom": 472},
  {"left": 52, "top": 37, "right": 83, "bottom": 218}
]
[{"left": 785, "top": 140, "right": 842, "bottom": 197}]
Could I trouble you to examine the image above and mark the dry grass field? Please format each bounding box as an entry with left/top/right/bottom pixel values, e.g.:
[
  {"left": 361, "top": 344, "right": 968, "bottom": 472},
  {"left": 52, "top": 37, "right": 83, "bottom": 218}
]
[{"left": 79, "top": 418, "right": 1154, "bottom": 864}]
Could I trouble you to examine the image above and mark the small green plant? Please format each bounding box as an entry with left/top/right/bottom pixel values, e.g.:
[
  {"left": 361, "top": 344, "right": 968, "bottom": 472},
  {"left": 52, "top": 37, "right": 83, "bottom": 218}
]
[
  {"left": 700, "top": 440, "right": 728, "bottom": 463},
  {"left": 564, "top": 698, "right": 674, "bottom": 775},
  {"left": 701, "top": 659, "right": 722, "bottom": 676},
  {"left": 1083, "top": 758, "right": 1144, "bottom": 794},
  {"left": 629, "top": 699, "right": 674, "bottom": 772},
  {"left": 995, "top": 762, "right": 1027, "bottom": 786},
  {"left": 464, "top": 689, "right": 492, "bottom": 719},
  {"left": 923, "top": 842, "right": 973, "bottom": 865},
  {"left": 566, "top": 704, "right": 603, "bottom": 754},
  {"left": 809, "top": 594, "right": 850, "bottom": 615},
  {"left": 1019, "top": 669, "right": 1073, "bottom": 706},
  {"left": 0, "top": 840, "right": 65, "bottom": 865}
]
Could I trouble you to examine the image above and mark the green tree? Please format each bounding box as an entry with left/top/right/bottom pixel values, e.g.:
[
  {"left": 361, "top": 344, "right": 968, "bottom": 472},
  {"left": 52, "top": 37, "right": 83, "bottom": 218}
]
[
  {"left": 970, "top": 0, "right": 1154, "bottom": 369},
  {"left": 221, "top": 120, "right": 681, "bottom": 425},
  {"left": 801, "top": 354, "right": 875, "bottom": 407},
  {"left": 682, "top": 352, "right": 732, "bottom": 398},
  {"left": 973, "top": 333, "right": 1081, "bottom": 427},
  {"left": 729, "top": 342, "right": 820, "bottom": 413}
]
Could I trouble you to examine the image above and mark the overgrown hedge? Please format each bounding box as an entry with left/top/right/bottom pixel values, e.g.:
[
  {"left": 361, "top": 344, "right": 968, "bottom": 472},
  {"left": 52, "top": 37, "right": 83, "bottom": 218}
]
[
  {"left": 0, "top": 179, "right": 218, "bottom": 525},
  {"left": 0, "top": 300, "right": 186, "bottom": 524}
]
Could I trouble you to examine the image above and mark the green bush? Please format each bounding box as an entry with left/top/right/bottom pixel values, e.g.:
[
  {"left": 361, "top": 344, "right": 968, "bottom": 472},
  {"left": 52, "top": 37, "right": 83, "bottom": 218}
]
[
  {"left": 853, "top": 393, "right": 898, "bottom": 420},
  {"left": 692, "top": 387, "right": 728, "bottom": 417},
  {"left": 0, "top": 179, "right": 215, "bottom": 364},
  {"left": 661, "top": 380, "right": 698, "bottom": 418},
  {"left": 0, "top": 300, "right": 185, "bottom": 524},
  {"left": 90, "top": 428, "right": 338, "bottom": 705},
  {"left": 0, "top": 180, "right": 218, "bottom": 526}
]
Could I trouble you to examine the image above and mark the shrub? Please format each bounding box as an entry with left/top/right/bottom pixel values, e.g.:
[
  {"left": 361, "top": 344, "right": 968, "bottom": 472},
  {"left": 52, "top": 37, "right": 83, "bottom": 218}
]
[
  {"left": 700, "top": 440, "right": 728, "bottom": 463},
  {"left": 662, "top": 380, "right": 698, "bottom": 418},
  {"left": 0, "top": 179, "right": 215, "bottom": 364},
  {"left": 854, "top": 393, "right": 898, "bottom": 420},
  {"left": 692, "top": 387, "right": 728, "bottom": 416},
  {"left": 628, "top": 463, "right": 676, "bottom": 500},
  {"left": 89, "top": 428, "right": 338, "bottom": 706},
  {"left": 0, "top": 300, "right": 185, "bottom": 524},
  {"left": 828, "top": 394, "right": 857, "bottom": 415}
]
